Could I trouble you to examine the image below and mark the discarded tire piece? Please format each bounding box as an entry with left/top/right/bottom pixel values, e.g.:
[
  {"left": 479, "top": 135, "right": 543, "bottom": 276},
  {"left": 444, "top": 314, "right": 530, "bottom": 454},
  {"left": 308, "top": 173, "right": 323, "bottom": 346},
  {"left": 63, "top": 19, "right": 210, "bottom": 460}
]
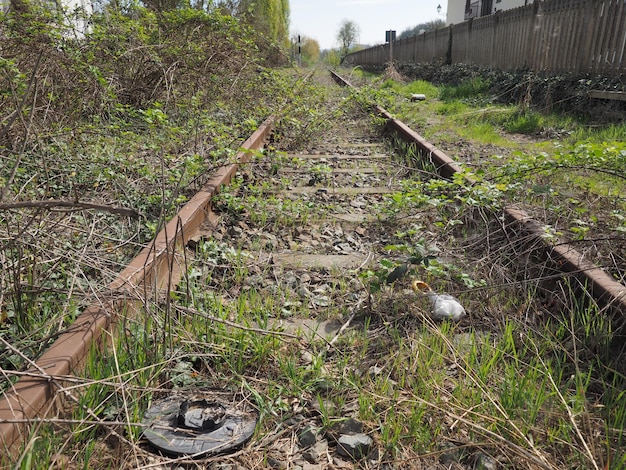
[{"left": 142, "top": 395, "right": 257, "bottom": 457}]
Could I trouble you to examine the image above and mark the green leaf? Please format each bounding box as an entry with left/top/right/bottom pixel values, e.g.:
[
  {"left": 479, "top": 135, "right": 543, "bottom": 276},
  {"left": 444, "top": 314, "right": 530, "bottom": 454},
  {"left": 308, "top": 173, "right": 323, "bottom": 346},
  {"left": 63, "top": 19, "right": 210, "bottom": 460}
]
[{"left": 386, "top": 264, "right": 408, "bottom": 284}]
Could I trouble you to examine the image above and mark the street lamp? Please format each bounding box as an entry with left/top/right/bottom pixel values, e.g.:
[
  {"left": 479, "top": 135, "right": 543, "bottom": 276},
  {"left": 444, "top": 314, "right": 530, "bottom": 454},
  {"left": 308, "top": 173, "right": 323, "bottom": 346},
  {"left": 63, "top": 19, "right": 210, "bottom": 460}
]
[{"left": 437, "top": 4, "right": 442, "bottom": 14}]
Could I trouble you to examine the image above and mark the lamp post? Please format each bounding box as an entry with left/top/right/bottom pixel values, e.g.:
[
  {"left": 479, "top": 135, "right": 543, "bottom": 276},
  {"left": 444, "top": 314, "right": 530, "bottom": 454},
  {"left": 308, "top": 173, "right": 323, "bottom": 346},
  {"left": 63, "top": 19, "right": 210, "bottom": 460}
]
[{"left": 437, "top": 4, "right": 442, "bottom": 14}]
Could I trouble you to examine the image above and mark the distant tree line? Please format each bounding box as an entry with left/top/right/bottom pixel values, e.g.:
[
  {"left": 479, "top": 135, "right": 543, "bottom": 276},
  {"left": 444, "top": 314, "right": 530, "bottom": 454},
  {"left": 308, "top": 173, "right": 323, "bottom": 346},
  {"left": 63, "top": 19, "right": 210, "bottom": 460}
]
[{"left": 398, "top": 19, "right": 445, "bottom": 39}]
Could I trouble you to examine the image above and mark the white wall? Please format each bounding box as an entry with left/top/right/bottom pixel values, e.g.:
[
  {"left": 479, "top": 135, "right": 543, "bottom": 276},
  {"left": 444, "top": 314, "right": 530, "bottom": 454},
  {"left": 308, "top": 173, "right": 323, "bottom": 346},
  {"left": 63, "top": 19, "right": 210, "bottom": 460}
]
[
  {"left": 446, "top": 0, "right": 467, "bottom": 24},
  {"left": 60, "top": 0, "right": 93, "bottom": 37},
  {"left": 447, "top": 0, "right": 534, "bottom": 24},
  {"left": 493, "top": 0, "right": 532, "bottom": 12}
]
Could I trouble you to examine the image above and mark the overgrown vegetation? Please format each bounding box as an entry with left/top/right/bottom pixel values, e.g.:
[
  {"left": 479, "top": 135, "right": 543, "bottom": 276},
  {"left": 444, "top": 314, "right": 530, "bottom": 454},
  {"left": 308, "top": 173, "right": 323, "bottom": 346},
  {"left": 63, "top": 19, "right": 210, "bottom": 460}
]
[
  {"left": 363, "top": 61, "right": 626, "bottom": 120},
  {"left": 364, "top": 71, "right": 626, "bottom": 288},
  {"left": 329, "top": 67, "right": 626, "bottom": 468},
  {"left": 0, "top": 3, "right": 326, "bottom": 381},
  {"left": 2, "top": 4, "right": 626, "bottom": 467}
]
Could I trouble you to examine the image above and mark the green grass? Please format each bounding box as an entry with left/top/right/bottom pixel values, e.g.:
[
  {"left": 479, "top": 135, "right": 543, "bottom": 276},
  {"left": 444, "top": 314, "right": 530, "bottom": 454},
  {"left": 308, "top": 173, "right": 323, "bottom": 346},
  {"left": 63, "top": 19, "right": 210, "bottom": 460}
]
[
  {"left": 351, "top": 76, "right": 626, "bottom": 467},
  {"left": 21, "top": 293, "right": 623, "bottom": 467},
  {"left": 439, "top": 77, "right": 491, "bottom": 101},
  {"left": 5, "top": 64, "right": 626, "bottom": 469},
  {"left": 569, "top": 122, "right": 626, "bottom": 144},
  {"left": 386, "top": 75, "right": 625, "bottom": 255},
  {"left": 400, "top": 79, "right": 440, "bottom": 97},
  {"left": 502, "top": 110, "right": 543, "bottom": 134}
]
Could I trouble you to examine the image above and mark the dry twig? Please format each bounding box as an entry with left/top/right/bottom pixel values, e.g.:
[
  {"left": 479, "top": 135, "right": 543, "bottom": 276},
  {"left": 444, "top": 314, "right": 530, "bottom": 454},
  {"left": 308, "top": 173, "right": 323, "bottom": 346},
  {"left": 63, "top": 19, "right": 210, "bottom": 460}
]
[{"left": 0, "top": 200, "right": 139, "bottom": 217}]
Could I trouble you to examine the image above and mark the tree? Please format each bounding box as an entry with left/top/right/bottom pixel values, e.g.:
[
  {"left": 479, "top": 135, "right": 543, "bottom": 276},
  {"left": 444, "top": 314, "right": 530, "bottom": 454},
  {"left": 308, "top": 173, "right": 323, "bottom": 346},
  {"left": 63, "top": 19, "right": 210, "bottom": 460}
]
[
  {"left": 142, "top": 0, "right": 183, "bottom": 11},
  {"left": 322, "top": 48, "right": 340, "bottom": 67},
  {"left": 210, "top": 0, "right": 288, "bottom": 63},
  {"left": 237, "top": 0, "right": 289, "bottom": 47},
  {"left": 300, "top": 36, "right": 320, "bottom": 66},
  {"left": 398, "top": 19, "right": 445, "bottom": 39},
  {"left": 225, "top": 0, "right": 289, "bottom": 64},
  {"left": 336, "top": 19, "right": 359, "bottom": 59}
]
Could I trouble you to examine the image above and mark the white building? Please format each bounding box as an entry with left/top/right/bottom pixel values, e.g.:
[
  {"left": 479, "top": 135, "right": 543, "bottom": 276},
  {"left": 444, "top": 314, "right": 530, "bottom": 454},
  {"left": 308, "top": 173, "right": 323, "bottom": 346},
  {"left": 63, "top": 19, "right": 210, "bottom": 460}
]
[
  {"left": 0, "top": 0, "right": 92, "bottom": 37},
  {"left": 446, "top": 0, "right": 536, "bottom": 24}
]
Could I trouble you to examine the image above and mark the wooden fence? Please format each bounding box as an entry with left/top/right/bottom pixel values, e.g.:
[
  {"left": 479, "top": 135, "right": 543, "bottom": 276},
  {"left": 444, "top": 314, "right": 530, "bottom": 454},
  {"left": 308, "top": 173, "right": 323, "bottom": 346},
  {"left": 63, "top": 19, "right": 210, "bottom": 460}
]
[{"left": 343, "top": 0, "right": 626, "bottom": 76}]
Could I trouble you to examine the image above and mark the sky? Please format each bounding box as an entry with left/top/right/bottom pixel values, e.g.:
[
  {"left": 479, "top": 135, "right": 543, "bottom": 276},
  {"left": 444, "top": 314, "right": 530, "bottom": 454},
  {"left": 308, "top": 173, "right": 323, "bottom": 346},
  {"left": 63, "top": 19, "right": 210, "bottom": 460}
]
[{"left": 289, "top": 0, "right": 448, "bottom": 50}]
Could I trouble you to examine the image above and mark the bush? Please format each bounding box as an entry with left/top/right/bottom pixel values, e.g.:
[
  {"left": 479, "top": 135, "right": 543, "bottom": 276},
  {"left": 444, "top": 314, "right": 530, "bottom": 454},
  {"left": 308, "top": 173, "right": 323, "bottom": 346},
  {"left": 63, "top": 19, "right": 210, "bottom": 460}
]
[{"left": 0, "top": 5, "right": 270, "bottom": 150}]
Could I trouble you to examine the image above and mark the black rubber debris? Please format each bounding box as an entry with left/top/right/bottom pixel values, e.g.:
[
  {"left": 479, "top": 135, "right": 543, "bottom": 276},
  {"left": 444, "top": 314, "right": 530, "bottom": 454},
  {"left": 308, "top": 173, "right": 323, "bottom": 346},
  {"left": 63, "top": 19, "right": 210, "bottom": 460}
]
[{"left": 142, "top": 394, "right": 257, "bottom": 457}]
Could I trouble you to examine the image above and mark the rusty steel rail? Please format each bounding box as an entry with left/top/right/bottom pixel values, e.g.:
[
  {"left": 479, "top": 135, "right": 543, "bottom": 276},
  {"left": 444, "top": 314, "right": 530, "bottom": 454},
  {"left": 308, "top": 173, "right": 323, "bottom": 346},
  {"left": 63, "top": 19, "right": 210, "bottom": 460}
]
[
  {"left": 330, "top": 69, "right": 626, "bottom": 315},
  {"left": 504, "top": 208, "right": 626, "bottom": 311},
  {"left": 0, "top": 117, "right": 275, "bottom": 453}
]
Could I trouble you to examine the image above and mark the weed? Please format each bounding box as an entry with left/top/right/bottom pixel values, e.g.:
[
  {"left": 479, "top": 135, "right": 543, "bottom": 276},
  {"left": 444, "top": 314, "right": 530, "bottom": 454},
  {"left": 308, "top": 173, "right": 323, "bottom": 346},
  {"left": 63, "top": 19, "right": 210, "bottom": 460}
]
[
  {"left": 503, "top": 110, "right": 544, "bottom": 134},
  {"left": 439, "top": 77, "right": 492, "bottom": 101}
]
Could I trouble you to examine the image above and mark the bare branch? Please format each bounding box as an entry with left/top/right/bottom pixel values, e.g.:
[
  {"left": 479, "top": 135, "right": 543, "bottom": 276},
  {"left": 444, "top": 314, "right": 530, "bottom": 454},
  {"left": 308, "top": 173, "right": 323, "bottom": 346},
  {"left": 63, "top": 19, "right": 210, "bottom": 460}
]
[{"left": 0, "top": 200, "right": 139, "bottom": 217}]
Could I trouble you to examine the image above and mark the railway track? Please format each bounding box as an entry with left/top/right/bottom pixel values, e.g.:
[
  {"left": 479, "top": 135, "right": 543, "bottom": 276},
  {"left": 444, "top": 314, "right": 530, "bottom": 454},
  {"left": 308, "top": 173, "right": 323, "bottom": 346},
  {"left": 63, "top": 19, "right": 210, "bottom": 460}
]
[
  {"left": 1, "top": 70, "right": 625, "bottom": 468},
  {"left": 332, "top": 70, "right": 626, "bottom": 317}
]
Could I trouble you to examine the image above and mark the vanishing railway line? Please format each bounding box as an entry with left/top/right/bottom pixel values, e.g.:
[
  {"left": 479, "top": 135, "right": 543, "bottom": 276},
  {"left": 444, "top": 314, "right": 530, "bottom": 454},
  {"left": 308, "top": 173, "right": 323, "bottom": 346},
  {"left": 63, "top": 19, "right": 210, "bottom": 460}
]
[{"left": 1, "top": 70, "right": 625, "bottom": 468}]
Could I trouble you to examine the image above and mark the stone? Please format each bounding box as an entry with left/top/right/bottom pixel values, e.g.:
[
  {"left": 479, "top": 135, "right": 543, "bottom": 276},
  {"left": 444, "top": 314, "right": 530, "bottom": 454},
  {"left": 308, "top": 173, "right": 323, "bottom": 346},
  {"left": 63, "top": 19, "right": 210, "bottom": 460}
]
[
  {"left": 313, "top": 439, "right": 328, "bottom": 455},
  {"left": 302, "top": 447, "right": 319, "bottom": 463},
  {"left": 313, "top": 378, "right": 333, "bottom": 393},
  {"left": 283, "top": 273, "right": 298, "bottom": 288},
  {"left": 475, "top": 452, "right": 498, "bottom": 469},
  {"left": 302, "top": 464, "right": 323, "bottom": 470},
  {"left": 310, "top": 398, "right": 336, "bottom": 416},
  {"left": 311, "top": 295, "right": 330, "bottom": 307},
  {"left": 244, "top": 274, "right": 264, "bottom": 286},
  {"left": 300, "top": 350, "right": 315, "bottom": 364},
  {"left": 333, "top": 242, "right": 353, "bottom": 252},
  {"left": 296, "top": 286, "right": 311, "bottom": 298},
  {"left": 337, "top": 417, "right": 363, "bottom": 434},
  {"left": 439, "top": 443, "right": 463, "bottom": 464},
  {"left": 298, "top": 426, "right": 319, "bottom": 448},
  {"left": 284, "top": 415, "right": 305, "bottom": 426},
  {"left": 267, "top": 456, "right": 286, "bottom": 469},
  {"left": 336, "top": 433, "right": 372, "bottom": 459},
  {"left": 332, "top": 456, "right": 353, "bottom": 468},
  {"left": 228, "top": 226, "right": 243, "bottom": 237},
  {"left": 350, "top": 198, "right": 366, "bottom": 208},
  {"left": 303, "top": 439, "right": 328, "bottom": 465}
]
